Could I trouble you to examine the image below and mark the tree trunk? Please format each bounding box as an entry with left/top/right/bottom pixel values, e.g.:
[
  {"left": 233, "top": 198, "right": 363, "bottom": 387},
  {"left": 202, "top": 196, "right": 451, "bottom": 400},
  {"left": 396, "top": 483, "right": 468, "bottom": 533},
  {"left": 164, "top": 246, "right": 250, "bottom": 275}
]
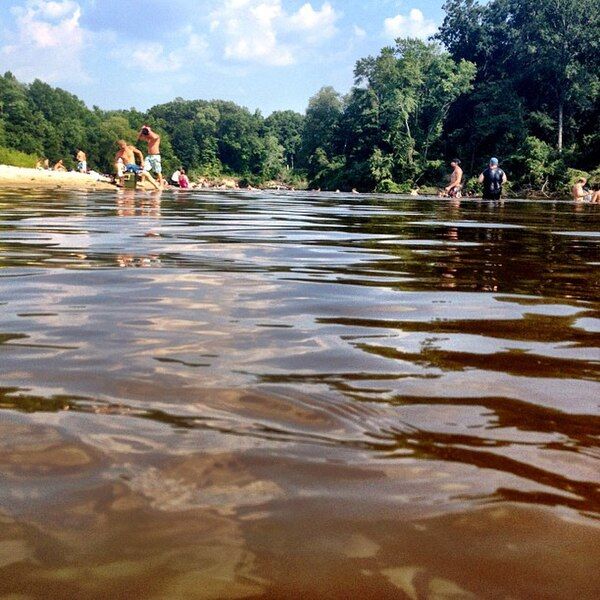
[{"left": 558, "top": 101, "right": 563, "bottom": 153}]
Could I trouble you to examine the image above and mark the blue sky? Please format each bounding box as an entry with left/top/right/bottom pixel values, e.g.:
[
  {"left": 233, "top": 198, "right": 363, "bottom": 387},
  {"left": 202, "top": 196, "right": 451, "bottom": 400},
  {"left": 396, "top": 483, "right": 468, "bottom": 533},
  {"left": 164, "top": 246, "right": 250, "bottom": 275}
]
[{"left": 0, "top": 0, "right": 445, "bottom": 115}]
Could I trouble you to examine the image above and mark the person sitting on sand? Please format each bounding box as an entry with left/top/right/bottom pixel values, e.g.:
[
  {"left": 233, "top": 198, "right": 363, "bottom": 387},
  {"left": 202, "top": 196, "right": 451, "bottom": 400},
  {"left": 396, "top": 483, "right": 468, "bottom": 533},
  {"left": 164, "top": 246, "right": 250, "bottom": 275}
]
[
  {"left": 571, "top": 177, "right": 600, "bottom": 203},
  {"left": 115, "top": 140, "right": 160, "bottom": 190},
  {"left": 170, "top": 169, "right": 181, "bottom": 187},
  {"left": 76, "top": 150, "right": 87, "bottom": 173},
  {"left": 53, "top": 159, "right": 67, "bottom": 172},
  {"left": 178, "top": 168, "right": 190, "bottom": 189}
]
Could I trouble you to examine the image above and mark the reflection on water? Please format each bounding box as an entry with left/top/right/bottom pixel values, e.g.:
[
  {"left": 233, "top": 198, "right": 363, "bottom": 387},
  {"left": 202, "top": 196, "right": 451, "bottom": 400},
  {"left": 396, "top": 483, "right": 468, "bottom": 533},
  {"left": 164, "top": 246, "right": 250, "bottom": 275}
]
[{"left": 0, "top": 189, "right": 599, "bottom": 598}]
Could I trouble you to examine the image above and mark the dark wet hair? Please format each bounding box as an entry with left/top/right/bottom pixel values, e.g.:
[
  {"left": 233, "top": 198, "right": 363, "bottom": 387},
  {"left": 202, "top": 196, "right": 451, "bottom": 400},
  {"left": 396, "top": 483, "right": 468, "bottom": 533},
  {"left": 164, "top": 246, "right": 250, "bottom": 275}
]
[
  {"left": 452, "top": 158, "right": 461, "bottom": 165},
  {"left": 141, "top": 127, "right": 150, "bottom": 135}
]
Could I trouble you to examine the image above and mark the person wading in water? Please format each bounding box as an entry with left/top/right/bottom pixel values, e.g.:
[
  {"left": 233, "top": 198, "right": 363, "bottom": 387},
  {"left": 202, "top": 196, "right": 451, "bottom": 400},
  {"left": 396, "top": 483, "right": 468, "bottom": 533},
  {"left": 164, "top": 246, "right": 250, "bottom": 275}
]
[
  {"left": 445, "top": 158, "right": 463, "bottom": 198},
  {"left": 478, "top": 157, "right": 507, "bottom": 200}
]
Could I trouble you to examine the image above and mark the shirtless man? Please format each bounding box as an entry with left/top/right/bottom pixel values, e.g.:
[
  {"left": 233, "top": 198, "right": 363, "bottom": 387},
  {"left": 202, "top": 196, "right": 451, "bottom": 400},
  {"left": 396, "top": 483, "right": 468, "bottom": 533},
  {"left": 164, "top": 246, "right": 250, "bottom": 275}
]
[
  {"left": 445, "top": 159, "right": 463, "bottom": 198},
  {"left": 76, "top": 149, "right": 87, "bottom": 173},
  {"left": 115, "top": 139, "right": 160, "bottom": 189},
  {"left": 137, "top": 125, "right": 164, "bottom": 187},
  {"left": 571, "top": 177, "right": 600, "bottom": 203}
]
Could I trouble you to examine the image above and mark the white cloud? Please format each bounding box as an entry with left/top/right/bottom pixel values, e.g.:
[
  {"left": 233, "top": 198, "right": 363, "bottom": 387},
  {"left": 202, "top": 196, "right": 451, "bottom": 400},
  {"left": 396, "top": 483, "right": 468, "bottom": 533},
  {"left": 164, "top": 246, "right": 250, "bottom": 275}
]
[
  {"left": 353, "top": 25, "right": 366, "bottom": 38},
  {"left": 209, "top": 0, "right": 339, "bottom": 66},
  {"left": 383, "top": 8, "right": 438, "bottom": 40},
  {"left": 1, "top": 0, "right": 89, "bottom": 83},
  {"left": 116, "top": 30, "right": 209, "bottom": 74}
]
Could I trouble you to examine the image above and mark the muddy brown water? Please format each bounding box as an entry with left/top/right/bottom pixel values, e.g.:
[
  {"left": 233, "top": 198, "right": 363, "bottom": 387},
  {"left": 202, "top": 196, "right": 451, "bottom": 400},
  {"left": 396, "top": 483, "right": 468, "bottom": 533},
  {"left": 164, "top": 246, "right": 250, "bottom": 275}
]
[{"left": 0, "top": 188, "right": 598, "bottom": 599}]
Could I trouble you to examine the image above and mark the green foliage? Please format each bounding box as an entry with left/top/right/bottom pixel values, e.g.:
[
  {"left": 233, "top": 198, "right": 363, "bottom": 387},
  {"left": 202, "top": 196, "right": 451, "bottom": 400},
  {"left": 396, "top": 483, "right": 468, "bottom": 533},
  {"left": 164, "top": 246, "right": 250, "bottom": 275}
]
[
  {"left": 376, "top": 179, "right": 404, "bottom": 194},
  {"left": 588, "top": 168, "right": 600, "bottom": 188},
  {"left": 307, "top": 40, "right": 475, "bottom": 190},
  {"left": 463, "top": 177, "right": 480, "bottom": 195},
  {"left": 565, "top": 168, "right": 589, "bottom": 184},
  {"left": 0, "top": 145, "right": 37, "bottom": 167},
  {"left": 264, "top": 110, "right": 304, "bottom": 169},
  {"left": 438, "top": 0, "right": 600, "bottom": 182},
  {"left": 510, "top": 136, "right": 561, "bottom": 187}
]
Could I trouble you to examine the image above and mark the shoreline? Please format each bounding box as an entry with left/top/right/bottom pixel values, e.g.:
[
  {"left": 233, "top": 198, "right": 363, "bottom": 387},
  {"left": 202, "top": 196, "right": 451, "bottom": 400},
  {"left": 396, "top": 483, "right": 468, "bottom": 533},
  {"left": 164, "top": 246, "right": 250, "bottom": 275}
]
[
  {"left": 0, "top": 165, "right": 579, "bottom": 200},
  {"left": 0, "top": 164, "right": 116, "bottom": 191}
]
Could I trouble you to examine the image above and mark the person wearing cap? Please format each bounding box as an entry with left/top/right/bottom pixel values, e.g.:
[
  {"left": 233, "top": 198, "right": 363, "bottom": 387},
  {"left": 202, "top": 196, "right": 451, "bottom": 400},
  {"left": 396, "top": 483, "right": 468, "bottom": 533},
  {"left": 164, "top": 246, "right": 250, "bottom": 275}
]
[
  {"left": 444, "top": 158, "right": 463, "bottom": 198},
  {"left": 137, "top": 125, "right": 164, "bottom": 187},
  {"left": 478, "top": 157, "right": 507, "bottom": 200}
]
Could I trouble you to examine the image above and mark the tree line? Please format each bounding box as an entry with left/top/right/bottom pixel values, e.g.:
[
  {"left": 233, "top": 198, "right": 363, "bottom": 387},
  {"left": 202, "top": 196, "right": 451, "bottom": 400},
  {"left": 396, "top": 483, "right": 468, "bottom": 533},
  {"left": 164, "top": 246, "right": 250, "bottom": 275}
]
[{"left": 0, "top": 0, "right": 597, "bottom": 193}]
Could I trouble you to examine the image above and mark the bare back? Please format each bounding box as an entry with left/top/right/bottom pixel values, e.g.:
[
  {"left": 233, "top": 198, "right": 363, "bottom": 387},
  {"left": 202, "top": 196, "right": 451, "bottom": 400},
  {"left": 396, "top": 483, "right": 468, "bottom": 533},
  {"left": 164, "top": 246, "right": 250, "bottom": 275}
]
[{"left": 451, "top": 166, "right": 463, "bottom": 186}]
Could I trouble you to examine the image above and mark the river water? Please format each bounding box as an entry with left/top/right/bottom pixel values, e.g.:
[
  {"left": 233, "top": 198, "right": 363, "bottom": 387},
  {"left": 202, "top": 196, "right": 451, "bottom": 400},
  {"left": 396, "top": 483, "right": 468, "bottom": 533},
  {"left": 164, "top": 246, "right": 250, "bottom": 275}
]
[{"left": 0, "top": 188, "right": 598, "bottom": 599}]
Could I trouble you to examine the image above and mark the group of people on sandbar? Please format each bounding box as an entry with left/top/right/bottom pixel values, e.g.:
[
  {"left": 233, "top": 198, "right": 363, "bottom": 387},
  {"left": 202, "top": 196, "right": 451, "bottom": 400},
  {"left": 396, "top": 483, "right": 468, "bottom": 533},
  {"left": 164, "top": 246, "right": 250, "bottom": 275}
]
[{"left": 35, "top": 151, "right": 87, "bottom": 174}]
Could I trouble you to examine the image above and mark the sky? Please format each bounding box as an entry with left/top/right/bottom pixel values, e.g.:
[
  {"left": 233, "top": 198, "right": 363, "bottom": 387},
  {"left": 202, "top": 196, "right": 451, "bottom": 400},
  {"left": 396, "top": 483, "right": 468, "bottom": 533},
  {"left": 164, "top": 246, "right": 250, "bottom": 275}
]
[{"left": 0, "top": 0, "right": 445, "bottom": 115}]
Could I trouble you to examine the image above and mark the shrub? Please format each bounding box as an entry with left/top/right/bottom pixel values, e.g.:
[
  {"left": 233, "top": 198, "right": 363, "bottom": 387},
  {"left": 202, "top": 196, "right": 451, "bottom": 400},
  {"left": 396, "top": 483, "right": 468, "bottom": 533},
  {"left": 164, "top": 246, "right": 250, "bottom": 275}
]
[
  {"left": 375, "top": 179, "right": 413, "bottom": 194},
  {"left": 0, "top": 146, "right": 38, "bottom": 168},
  {"left": 463, "top": 177, "right": 480, "bottom": 195}
]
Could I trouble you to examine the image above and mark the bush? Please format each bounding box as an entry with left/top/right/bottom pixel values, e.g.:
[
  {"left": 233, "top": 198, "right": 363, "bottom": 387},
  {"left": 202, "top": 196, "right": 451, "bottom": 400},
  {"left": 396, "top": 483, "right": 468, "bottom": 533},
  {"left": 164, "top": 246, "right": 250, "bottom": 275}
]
[
  {"left": 375, "top": 179, "right": 413, "bottom": 194},
  {"left": 463, "top": 177, "right": 480, "bottom": 195},
  {"left": 375, "top": 179, "right": 401, "bottom": 193},
  {"left": 566, "top": 168, "right": 590, "bottom": 187},
  {"left": 0, "top": 146, "right": 38, "bottom": 168},
  {"left": 588, "top": 167, "right": 600, "bottom": 188}
]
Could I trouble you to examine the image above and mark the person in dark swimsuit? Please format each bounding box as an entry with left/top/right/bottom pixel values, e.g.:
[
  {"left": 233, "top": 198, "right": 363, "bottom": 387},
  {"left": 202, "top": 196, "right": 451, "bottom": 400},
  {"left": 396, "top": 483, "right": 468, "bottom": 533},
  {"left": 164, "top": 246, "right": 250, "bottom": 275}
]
[{"left": 478, "top": 157, "right": 507, "bottom": 200}]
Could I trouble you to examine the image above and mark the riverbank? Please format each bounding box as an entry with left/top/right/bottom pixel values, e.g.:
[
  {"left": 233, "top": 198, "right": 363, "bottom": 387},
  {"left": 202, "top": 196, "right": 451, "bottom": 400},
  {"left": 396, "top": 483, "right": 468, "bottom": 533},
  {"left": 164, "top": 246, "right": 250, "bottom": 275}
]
[{"left": 0, "top": 164, "right": 115, "bottom": 191}]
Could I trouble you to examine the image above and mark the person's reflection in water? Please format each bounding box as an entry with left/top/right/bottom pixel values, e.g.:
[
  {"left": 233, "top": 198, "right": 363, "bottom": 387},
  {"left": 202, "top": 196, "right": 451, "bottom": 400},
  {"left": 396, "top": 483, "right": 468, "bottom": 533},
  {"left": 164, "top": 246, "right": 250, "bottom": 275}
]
[
  {"left": 115, "top": 189, "right": 162, "bottom": 219},
  {"left": 140, "top": 190, "right": 162, "bottom": 218},
  {"left": 116, "top": 189, "right": 136, "bottom": 217}
]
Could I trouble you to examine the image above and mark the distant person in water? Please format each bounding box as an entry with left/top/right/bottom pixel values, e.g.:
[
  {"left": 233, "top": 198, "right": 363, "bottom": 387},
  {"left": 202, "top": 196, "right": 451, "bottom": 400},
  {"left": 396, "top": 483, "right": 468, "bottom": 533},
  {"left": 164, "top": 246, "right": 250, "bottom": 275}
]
[
  {"left": 445, "top": 158, "right": 463, "bottom": 198},
  {"left": 178, "top": 168, "right": 190, "bottom": 189},
  {"left": 53, "top": 159, "right": 67, "bottom": 172},
  {"left": 115, "top": 139, "right": 160, "bottom": 189},
  {"left": 137, "top": 125, "right": 164, "bottom": 187},
  {"left": 76, "top": 150, "right": 87, "bottom": 173},
  {"left": 478, "top": 157, "right": 507, "bottom": 200},
  {"left": 572, "top": 177, "right": 600, "bottom": 203}
]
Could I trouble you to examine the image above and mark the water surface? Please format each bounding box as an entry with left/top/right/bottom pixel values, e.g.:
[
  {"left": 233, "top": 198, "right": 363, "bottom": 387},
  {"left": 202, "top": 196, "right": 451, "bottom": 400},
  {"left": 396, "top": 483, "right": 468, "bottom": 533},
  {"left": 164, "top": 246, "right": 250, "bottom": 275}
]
[{"left": 0, "top": 189, "right": 599, "bottom": 598}]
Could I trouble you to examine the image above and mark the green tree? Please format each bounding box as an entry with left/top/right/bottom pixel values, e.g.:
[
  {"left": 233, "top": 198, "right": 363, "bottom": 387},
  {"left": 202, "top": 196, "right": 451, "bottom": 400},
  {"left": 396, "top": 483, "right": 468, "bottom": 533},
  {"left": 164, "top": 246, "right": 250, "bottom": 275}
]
[
  {"left": 264, "top": 110, "right": 304, "bottom": 169},
  {"left": 354, "top": 39, "right": 475, "bottom": 183},
  {"left": 300, "top": 86, "right": 343, "bottom": 177}
]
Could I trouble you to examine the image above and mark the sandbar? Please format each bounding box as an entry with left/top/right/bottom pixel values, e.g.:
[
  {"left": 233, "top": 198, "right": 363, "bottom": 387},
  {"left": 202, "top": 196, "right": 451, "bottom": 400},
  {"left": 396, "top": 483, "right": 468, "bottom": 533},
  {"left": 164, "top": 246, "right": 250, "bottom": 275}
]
[{"left": 0, "top": 164, "right": 116, "bottom": 191}]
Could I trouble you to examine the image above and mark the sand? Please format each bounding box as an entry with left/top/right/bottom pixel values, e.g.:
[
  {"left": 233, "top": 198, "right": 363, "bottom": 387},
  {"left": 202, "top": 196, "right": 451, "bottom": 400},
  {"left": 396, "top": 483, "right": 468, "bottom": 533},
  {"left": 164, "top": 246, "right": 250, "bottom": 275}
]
[{"left": 0, "top": 164, "right": 116, "bottom": 191}]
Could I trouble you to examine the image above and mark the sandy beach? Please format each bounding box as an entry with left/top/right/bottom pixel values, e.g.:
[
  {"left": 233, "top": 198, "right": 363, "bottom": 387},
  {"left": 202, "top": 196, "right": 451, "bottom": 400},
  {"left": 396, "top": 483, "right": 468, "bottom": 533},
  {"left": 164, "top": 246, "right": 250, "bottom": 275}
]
[{"left": 0, "top": 164, "right": 116, "bottom": 191}]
